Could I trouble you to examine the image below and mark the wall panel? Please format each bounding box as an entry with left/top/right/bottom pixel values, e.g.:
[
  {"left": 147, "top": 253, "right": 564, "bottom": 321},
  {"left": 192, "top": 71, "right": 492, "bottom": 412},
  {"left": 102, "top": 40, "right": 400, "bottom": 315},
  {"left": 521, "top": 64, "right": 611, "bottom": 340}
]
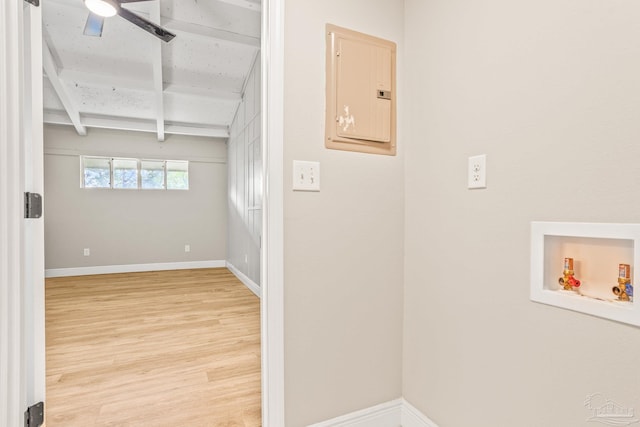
[
  {"left": 227, "top": 53, "right": 262, "bottom": 286},
  {"left": 44, "top": 125, "right": 227, "bottom": 269}
]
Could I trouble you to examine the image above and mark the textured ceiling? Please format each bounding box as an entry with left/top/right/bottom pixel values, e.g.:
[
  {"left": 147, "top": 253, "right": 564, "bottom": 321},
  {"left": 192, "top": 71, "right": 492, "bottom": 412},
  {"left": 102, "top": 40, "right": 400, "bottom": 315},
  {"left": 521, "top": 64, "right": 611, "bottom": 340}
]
[{"left": 42, "top": 0, "right": 261, "bottom": 140}]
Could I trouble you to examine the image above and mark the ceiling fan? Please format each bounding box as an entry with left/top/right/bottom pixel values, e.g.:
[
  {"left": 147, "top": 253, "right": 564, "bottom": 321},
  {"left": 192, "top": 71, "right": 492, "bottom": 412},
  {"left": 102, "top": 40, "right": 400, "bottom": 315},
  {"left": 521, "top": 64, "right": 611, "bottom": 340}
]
[{"left": 83, "top": 0, "right": 176, "bottom": 42}]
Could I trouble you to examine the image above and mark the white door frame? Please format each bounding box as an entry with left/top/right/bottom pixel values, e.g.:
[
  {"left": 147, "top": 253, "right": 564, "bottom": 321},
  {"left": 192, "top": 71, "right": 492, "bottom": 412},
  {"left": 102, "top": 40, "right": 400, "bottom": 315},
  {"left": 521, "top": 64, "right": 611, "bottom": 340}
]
[
  {"left": 261, "top": 0, "right": 285, "bottom": 425},
  {"left": 2, "top": 0, "right": 286, "bottom": 425},
  {"left": 0, "top": 1, "right": 27, "bottom": 426}
]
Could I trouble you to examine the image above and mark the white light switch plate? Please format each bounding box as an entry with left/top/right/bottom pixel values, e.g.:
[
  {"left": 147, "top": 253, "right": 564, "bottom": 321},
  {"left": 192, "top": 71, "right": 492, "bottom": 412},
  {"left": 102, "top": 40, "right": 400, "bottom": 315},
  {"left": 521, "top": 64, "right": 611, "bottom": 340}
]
[
  {"left": 468, "top": 154, "right": 487, "bottom": 189},
  {"left": 293, "top": 160, "right": 320, "bottom": 191}
]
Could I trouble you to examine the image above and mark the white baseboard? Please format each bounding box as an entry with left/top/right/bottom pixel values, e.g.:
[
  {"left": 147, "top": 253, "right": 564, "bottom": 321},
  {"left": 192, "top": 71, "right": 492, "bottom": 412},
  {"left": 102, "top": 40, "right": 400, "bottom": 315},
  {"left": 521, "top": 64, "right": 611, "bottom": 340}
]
[
  {"left": 44, "top": 260, "right": 226, "bottom": 278},
  {"left": 308, "top": 398, "right": 438, "bottom": 427},
  {"left": 226, "top": 261, "right": 261, "bottom": 298},
  {"left": 401, "top": 399, "right": 439, "bottom": 427},
  {"left": 308, "top": 399, "right": 403, "bottom": 427}
]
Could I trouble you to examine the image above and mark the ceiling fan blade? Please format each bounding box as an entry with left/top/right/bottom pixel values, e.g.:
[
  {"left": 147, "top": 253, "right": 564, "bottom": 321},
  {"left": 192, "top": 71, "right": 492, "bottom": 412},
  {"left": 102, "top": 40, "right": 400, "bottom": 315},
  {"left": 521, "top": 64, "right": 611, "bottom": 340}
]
[
  {"left": 83, "top": 12, "right": 105, "bottom": 37},
  {"left": 117, "top": 7, "right": 176, "bottom": 42}
]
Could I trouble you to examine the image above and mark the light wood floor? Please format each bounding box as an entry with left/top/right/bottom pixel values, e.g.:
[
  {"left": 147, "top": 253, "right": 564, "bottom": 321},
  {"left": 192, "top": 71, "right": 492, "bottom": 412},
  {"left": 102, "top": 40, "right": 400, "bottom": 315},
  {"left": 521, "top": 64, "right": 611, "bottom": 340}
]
[{"left": 45, "top": 268, "right": 261, "bottom": 427}]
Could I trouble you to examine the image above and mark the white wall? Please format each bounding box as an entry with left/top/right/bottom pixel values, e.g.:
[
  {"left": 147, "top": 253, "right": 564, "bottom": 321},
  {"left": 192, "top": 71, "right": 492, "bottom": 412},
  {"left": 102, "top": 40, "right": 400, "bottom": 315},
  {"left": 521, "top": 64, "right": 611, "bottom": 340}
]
[
  {"left": 403, "top": 1, "right": 640, "bottom": 426},
  {"left": 44, "top": 125, "right": 227, "bottom": 269},
  {"left": 283, "top": 1, "right": 405, "bottom": 425},
  {"left": 228, "top": 53, "right": 262, "bottom": 286}
]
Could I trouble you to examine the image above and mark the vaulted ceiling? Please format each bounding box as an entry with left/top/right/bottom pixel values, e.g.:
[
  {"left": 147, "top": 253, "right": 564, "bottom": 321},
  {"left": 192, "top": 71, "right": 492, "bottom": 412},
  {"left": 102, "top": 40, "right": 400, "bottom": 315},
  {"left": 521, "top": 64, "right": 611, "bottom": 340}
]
[{"left": 42, "top": 0, "right": 261, "bottom": 140}]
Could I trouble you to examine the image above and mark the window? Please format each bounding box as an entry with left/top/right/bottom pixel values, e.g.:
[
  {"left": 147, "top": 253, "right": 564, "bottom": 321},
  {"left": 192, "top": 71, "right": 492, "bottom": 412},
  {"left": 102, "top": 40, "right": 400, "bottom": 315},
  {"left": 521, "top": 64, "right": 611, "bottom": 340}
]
[
  {"left": 141, "top": 160, "right": 165, "bottom": 189},
  {"left": 167, "top": 160, "right": 189, "bottom": 190},
  {"left": 113, "top": 158, "right": 138, "bottom": 189},
  {"left": 81, "top": 156, "right": 189, "bottom": 190},
  {"left": 82, "top": 157, "right": 111, "bottom": 188}
]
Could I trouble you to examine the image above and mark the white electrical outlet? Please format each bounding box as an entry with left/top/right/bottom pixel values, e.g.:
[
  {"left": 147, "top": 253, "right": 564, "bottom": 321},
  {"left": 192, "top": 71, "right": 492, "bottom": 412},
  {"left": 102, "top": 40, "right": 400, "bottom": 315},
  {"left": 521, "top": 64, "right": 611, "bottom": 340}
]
[
  {"left": 292, "top": 160, "right": 320, "bottom": 191},
  {"left": 468, "top": 154, "right": 487, "bottom": 189},
  {"left": 83, "top": 248, "right": 90, "bottom": 256},
  {"left": 185, "top": 244, "right": 191, "bottom": 253}
]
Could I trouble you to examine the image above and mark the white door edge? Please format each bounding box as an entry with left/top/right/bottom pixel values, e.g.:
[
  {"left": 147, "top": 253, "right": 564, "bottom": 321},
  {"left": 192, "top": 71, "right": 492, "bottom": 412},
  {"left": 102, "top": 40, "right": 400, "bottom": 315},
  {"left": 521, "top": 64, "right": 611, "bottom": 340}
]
[{"left": 22, "top": 0, "right": 46, "bottom": 406}]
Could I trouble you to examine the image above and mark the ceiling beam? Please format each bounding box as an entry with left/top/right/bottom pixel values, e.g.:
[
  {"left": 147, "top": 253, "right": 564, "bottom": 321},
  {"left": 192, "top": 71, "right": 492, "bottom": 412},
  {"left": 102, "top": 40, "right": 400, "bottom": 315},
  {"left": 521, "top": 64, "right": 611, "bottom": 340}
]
[
  {"left": 240, "top": 49, "right": 260, "bottom": 96},
  {"left": 58, "top": 69, "right": 243, "bottom": 101},
  {"left": 163, "top": 123, "right": 229, "bottom": 139},
  {"left": 163, "top": 19, "right": 260, "bottom": 48},
  {"left": 59, "top": 69, "right": 149, "bottom": 90},
  {"left": 44, "top": 110, "right": 230, "bottom": 139},
  {"left": 163, "top": 83, "right": 242, "bottom": 101},
  {"left": 216, "top": 0, "right": 261, "bottom": 12},
  {"left": 151, "top": 1, "right": 165, "bottom": 142},
  {"left": 42, "top": 41, "right": 87, "bottom": 136}
]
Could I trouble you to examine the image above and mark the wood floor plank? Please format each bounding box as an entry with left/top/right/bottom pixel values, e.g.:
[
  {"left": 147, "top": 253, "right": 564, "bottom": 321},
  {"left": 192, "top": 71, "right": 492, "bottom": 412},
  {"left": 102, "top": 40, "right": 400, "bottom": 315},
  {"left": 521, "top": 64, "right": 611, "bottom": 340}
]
[{"left": 45, "top": 268, "right": 261, "bottom": 427}]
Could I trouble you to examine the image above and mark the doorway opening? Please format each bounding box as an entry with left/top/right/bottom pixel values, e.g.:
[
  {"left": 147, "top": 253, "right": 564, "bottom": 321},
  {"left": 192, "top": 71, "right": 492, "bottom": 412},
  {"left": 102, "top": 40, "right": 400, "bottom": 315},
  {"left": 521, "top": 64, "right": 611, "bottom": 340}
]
[
  {"left": 32, "top": 0, "right": 285, "bottom": 424},
  {"left": 2, "top": 0, "right": 284, "bottom": 424}
]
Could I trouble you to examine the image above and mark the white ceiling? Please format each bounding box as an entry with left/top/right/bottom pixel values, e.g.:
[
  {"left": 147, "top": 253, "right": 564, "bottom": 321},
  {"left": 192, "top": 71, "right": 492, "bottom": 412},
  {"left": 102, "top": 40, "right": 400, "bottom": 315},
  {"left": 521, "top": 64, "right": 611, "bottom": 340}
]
[{"left": 42, "top": 0, "right": 261, "bottom": 140}]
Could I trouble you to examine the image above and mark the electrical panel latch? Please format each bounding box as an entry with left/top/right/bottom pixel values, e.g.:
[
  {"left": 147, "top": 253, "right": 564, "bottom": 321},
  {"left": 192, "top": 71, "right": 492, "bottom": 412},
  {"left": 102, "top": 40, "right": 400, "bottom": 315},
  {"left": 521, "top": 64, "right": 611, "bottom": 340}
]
[{"left": 377, "top": 90, "right": 391, "bottom": 100}]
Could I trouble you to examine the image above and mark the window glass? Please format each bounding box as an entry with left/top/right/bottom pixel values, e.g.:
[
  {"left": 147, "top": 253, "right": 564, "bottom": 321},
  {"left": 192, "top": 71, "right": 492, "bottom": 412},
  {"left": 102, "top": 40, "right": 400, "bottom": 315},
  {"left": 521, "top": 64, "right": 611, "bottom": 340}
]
[
  {"left": 166, "top": 160, "right": 189, "bottom": 190},
  {"left": 112, "top": 158, "right": 138, "bottom": 189},
  {"left": 81, "top": 156, "right": 188, "bottom": 191},
  {"left": 83, "top": 157, "right": 111, "bottom": 188},
  {"left": 141, "top": 160, "right": 165, "bottom": 189}
]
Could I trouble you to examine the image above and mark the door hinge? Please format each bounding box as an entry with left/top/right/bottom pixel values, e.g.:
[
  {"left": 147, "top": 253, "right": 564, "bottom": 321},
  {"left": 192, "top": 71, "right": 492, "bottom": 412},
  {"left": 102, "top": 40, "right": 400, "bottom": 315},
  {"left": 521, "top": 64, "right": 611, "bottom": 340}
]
[
  {"left": 24, "top": 402, "right": 44, "bottom": 427},
  {"left": 23, "top": 0, "right": 40, "bottom": 6},
  {"left": 24, "top": 192, "right": 42, "bottom": 219}
]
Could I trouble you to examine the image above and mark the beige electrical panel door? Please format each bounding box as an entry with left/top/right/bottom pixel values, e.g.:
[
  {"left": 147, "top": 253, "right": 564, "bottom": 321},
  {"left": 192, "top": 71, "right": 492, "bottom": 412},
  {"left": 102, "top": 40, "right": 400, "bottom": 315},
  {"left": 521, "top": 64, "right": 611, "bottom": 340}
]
[{"left": 326, "top": 24, "right": 396, "bottom": 155}]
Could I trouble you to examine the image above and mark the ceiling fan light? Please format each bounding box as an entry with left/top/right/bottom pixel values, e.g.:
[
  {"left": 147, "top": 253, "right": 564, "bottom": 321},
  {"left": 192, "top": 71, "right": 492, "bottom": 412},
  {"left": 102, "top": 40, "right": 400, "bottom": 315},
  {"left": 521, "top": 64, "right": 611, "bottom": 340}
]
[{"left": 84, "top": 0, "right": 117, "bottom": 17}]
